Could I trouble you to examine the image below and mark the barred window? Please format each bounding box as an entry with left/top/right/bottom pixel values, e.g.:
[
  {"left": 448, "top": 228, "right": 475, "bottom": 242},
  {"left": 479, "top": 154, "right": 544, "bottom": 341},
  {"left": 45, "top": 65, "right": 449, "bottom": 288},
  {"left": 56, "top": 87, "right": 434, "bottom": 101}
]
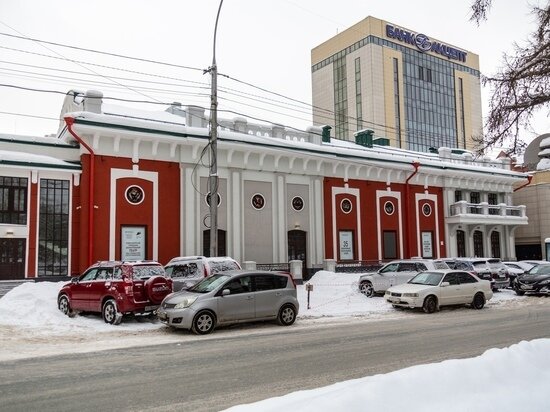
[
  {"left": 0, "top": 176, "right": 28, "bottom": 225},
  {"left": 38, "top": 179, "right": 70, "bottom": 276}
]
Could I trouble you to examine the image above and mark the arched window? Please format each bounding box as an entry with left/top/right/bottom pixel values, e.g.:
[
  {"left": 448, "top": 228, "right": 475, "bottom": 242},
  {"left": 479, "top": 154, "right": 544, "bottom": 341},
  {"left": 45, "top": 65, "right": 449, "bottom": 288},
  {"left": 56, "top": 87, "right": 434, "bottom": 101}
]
[
  {"left": 491, "top": 231, "right": 501, "bottom": 258},
  {"left": 473, "top": 231, "right": 484, "bottom": 257},
  {"left": 456, "top": 230, "right": 466, "bottom": 257}
]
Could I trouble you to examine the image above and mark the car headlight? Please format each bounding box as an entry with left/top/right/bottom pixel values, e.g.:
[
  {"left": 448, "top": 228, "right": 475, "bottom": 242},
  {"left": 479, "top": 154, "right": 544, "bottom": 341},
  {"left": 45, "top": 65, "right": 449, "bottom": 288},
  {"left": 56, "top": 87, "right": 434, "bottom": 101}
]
[
  {"left": 402, "top": 293, "right": 419, "bottom": 298},
  {"left": 538, "top": 279, "right": 550, "bottom": 285},
  {"left": 174, "top": 296, "right": 198, "bottom": 309}
]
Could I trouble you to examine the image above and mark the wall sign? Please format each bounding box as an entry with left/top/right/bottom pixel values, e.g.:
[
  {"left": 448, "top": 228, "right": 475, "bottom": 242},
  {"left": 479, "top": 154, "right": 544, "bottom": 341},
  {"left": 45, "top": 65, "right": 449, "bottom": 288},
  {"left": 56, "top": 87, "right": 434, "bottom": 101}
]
[
  {"left": 385, "top": 24, "right": 467, "bottom": 62},
  {"left": 384, "top": 201, "right": 395, "bottom": 215},
  {"left": 251, "top": 193, "right": 265, "bottom": 210},
  {"left": 422, "top": 231, "right": 433, "bottom": 258},
  {"left": 125, "top": 185, "right": 144, "bottom": 205},
  {"left": 292, "top": 196, "right": 304, "bottom": 212},
  {"left": 422, "top": 203, "right": 432, "bottom": 217},
  {"left": 121, "top": 226, "right": 146, "bottom": 261},
  {"left": 339, "top": 230, "right": 354, "bottom": 260},
  {"left": 340, "top": 198, "right": 352, "bottom": 214}
]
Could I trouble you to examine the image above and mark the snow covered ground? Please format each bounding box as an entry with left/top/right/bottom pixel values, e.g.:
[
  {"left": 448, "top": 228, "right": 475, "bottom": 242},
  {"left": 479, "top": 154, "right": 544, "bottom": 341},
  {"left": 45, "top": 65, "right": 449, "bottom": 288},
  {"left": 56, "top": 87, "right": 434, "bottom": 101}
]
[
  {"left": 1, "top": 271, "right": 549, "bottom": 410},
  {"left": 222, "top": 338, "right": 550, "bottom": 412},
  {"left": 0, "top": 271, "right": 534, "bottom": 361}
]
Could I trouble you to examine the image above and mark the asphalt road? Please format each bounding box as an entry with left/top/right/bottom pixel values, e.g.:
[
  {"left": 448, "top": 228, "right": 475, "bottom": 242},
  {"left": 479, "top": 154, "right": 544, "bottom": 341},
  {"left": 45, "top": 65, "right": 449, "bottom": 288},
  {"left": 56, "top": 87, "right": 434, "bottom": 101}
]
[{"left": 2, "top": 303, "right": 550, "bottom": 412}]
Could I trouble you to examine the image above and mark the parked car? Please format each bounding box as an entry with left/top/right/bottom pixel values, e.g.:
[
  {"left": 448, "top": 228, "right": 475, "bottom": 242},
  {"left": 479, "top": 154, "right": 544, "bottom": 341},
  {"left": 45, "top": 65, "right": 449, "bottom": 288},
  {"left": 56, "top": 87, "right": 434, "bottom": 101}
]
[
  {"left": 503, "top": 261, "right": 531, "bottom": 284},
  {"left": 164, "top": 256, "right": 241, "bottom": 291},
  {"left": 385, "top": 270, "right": 493, "bottom": 313},
  {"left": 485, "top": 258, "right": 510, "bottom": 290},
  {"left": 358, "top": 259, "right": 449, "bottom": 297},
  {"left": 513, "top": 263, "right": 550, "bottom": 295},
  {"left": 157, "top": 270, "right": 298, "bottom": 334},
  {"left": 58, "top": 261, "right": 172, "bottom": 325},
  {"left": 447, "top": 258, "right": 508, "bottom": 291}
]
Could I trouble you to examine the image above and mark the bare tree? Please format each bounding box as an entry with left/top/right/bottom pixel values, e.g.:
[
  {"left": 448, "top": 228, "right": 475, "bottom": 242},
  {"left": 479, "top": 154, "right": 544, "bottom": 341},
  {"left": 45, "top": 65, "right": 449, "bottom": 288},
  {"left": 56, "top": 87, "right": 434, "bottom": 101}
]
[{"left": 470, "top": 1, "right": 550, "bottom": 154}]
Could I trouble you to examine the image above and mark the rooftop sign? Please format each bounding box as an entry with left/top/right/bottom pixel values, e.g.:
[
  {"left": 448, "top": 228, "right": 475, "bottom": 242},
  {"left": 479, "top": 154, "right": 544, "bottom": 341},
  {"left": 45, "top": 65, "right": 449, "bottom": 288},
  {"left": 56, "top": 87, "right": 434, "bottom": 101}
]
[{"left": 386, "top": 24, "right": 467, "bottom": 63}]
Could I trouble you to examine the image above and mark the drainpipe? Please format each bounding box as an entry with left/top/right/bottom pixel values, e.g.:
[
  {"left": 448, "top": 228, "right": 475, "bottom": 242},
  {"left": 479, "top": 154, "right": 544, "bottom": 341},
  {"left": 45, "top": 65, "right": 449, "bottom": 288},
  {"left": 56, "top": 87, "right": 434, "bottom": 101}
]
[
  {"left": 513, "top": 175, "right": 533, "bottom": 192},
  {"left": 64, "top": 116, "right": 94, "bottom": 268},
  {"left": 404, "top": 162, "right": 421, "bottom": 258}
]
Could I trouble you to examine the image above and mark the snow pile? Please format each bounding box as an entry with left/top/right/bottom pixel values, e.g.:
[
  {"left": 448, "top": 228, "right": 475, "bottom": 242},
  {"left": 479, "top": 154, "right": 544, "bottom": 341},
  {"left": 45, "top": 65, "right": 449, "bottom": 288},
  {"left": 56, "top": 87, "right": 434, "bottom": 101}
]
[
  {"left": 0, "top": 281, "right": 162, "bottom": 335},
  {"left": 224, "top": 339, "right": 550, "bottom": 412},
  {"left": 299, "top": 271, "right": 392, "bottom": 318}
]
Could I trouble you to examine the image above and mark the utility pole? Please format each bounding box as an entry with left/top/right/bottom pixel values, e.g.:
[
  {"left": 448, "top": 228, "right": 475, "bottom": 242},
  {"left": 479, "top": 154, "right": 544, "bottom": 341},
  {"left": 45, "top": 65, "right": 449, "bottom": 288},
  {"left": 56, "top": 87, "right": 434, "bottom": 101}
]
[{"left": 208, "top": 0, "right": 224, "bottom": 257}]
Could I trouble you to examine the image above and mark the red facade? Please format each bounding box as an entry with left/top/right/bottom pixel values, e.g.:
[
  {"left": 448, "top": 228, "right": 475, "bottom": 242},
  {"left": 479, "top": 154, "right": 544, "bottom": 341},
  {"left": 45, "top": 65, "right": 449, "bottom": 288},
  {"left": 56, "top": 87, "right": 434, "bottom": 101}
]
[{"left": 323, "top": 177, "right": 445, "bottom": 261}]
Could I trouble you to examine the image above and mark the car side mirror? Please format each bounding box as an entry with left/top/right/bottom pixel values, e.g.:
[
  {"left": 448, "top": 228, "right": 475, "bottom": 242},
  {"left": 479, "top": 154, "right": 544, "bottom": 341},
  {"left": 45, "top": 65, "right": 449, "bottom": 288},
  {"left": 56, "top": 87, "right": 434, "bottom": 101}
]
[
  {"left": 71, "top": 277, "right": 79, "bottom": 284},
  {"left": 441, "top": 282, "right": 450, "bottom": 287},
  {"left": 222, "top": 289, "right": 230, "bottom": 296}
]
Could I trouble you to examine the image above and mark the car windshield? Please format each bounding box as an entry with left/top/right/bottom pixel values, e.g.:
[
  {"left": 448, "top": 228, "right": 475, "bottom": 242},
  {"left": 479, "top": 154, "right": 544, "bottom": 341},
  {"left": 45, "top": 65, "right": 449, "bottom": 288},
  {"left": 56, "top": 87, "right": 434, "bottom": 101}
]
[
  {"left": 189, "top": 274, "right": 231, "bottom": 293},
  {"left": 527, "top": 265, "right": 550, "bottom": 276},
  {"left": 408, "top": 272, "right": 443, "bottom": 286}
]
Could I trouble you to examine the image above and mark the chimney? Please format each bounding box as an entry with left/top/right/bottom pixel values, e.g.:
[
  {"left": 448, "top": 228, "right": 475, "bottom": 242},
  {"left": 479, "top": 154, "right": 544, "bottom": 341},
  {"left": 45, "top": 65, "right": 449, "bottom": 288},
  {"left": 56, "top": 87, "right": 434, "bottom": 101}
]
[{"left": 83, "top": 90, "right": 103, "bottom": 114}]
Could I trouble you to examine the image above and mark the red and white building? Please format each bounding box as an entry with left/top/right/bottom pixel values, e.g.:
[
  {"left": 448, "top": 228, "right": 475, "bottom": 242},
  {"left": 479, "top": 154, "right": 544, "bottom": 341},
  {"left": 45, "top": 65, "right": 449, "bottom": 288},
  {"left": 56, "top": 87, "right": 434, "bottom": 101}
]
[{"left": 0, "top": 90, "right": 530, "bottom": 280}]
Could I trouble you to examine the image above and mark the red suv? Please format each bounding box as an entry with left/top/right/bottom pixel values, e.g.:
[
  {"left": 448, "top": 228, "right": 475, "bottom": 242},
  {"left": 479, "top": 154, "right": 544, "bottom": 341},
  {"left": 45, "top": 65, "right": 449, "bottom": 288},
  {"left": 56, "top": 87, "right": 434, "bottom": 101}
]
[{"left": 58, "top": 261, "right": 172, "bottom": 325}]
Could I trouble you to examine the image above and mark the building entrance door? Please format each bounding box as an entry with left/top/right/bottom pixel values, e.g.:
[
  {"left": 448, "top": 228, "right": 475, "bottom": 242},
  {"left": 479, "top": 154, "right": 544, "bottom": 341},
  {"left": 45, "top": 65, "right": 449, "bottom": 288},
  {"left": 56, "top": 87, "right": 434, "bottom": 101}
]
[
  {"left": 0, "top": 238, "right": 26, "bottom": 280},
  {"left": 288, "top": 230, "right": 307, "bottom": 269}
]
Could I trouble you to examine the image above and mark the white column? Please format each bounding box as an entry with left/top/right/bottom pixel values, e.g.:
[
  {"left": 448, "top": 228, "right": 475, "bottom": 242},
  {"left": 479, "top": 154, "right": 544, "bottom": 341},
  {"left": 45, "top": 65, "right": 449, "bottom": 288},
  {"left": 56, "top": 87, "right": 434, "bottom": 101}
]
[
  {"left": 231, "top": 170, "right": 242, "bottom": 263},
  {"left": 276, "top": 174, "right": 286, "bottom": 262},
  {"left": 184, "top": 167, "right": 196, "bottom": 256}
]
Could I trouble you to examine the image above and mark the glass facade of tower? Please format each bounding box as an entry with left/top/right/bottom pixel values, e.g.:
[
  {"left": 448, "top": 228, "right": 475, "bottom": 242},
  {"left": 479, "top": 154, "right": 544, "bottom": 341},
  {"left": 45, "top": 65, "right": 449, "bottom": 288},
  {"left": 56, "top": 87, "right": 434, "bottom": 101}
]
[{"left": 312, "top": 34, "right": 479, "bottom": 152}]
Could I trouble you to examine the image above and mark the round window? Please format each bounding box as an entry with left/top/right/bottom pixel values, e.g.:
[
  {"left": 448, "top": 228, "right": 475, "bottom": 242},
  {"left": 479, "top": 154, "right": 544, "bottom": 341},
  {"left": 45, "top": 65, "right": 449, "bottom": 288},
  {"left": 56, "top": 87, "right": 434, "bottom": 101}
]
[
  {"left": 205, "top": 192, "right": 222, "bottom": 207},
  {"left": 384, "top": 201, "right": 395, "bottom": 215},
  {"left": 422, "top": 203, "right": 432, "bottom": 217},
  {"left": 340, "top": 198, "right": 352, "bottom": 214},
  {"left": 251, "top": 193, "right": 265, "bottom": 210},
  {"left": 125, "top": 185, "right": 144, "bottom": 205},
  {"left": 292, "top": 196, "right": 304, "bottom": 212}
]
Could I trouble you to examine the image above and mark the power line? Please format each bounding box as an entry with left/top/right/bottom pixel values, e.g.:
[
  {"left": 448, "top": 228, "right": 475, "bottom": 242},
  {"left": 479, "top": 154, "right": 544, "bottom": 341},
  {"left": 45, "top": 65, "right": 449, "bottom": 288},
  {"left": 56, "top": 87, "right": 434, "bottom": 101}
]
[
  {"left": 0, "top": 82, "right": 473, "bottom": 149},
  {"left": 0, "top": 31, "right": 203, "bottom": 72},
  {"left": 0, "top": 110, "right": 58, "bottom": 121}
]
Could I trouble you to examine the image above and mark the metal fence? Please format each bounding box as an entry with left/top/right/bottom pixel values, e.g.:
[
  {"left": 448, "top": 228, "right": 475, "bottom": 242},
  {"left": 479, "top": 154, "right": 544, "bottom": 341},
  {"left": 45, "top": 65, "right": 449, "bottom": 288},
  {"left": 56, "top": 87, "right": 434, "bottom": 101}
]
[{"left": 335, "top": 260, "right": 384, "bottom": 273}]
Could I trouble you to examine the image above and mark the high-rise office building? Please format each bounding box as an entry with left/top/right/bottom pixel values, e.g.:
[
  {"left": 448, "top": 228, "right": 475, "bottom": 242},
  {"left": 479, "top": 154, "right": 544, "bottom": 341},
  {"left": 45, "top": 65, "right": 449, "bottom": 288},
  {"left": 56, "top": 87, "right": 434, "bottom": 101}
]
[{"left": 311, "top": 16, "right": 482, "bottom": 152}]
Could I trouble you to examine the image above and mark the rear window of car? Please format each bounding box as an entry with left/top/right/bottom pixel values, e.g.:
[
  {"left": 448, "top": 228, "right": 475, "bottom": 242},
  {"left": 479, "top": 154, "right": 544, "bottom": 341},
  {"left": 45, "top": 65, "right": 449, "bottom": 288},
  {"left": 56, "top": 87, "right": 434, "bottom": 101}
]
[
  {"left": 473, "top": 262, "right": 488, "bottom": 268},
  {"left": 165, "top": 263, "right": 202, "bottom": 279},
  {"left": 131, "top": 265, "right": 165, "bottom": 279},
  {"left": 433, "top": 262, "right": 449, "bottom": 269},
  {"left": 209, "top": 260, "right": 240, "bottom": 274}
]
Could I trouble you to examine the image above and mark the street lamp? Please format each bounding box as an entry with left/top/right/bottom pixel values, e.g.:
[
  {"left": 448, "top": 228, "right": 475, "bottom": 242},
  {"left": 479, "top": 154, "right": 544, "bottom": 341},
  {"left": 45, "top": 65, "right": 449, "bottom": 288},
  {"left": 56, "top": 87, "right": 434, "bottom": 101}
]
[{"left": 207, "top": 0, "right": 224, "bottom": 257}]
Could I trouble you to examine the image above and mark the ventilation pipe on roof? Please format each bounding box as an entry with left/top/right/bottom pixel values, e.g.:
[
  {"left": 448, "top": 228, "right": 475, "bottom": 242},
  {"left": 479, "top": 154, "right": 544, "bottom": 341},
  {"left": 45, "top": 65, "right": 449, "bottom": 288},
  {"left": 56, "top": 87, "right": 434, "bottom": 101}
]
[
  {"left": 514, "top": 175, "right": 533, "bottom": 192},
  {"left": 83, "top": 90, "right": 103, "bottom": 114},
  {"left": 64, "top": 116, "right": 95, "bottom": 268}
]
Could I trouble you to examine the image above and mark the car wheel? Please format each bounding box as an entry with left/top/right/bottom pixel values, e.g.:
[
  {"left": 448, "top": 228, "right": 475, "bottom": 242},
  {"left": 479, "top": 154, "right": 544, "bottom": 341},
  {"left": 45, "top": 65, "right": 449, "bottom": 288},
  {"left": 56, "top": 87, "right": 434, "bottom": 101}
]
[
  {"left": 514, "top": 287, "right": 525, "bottom": 296},
  {"left": 58, "top": 294, "right": 76, "bottom": 318},
  {"left": 472, "top": 292, "right": 485, "bottom": 310},
  {"left": 422, "top": 295, "right": 438, "bottom": 314},
  {"left": 360, "top": 281, "right": 375, "bottom": 297},
  {"left": 102, "top": 299, "right": 122, "bottom": 325},
  {"left": 192, "top": 311, "right": 216, "bottom": 335},
  {"left": 277, "top": 304, "right": 297, "bottom": 326}
]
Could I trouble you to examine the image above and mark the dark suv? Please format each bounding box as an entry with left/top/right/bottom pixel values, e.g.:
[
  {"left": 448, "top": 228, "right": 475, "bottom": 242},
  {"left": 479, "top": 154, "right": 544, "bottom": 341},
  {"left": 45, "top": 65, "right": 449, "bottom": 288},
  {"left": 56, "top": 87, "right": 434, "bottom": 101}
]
[{"left": 58, "top": 261, "right": 172, "bottom": 325}]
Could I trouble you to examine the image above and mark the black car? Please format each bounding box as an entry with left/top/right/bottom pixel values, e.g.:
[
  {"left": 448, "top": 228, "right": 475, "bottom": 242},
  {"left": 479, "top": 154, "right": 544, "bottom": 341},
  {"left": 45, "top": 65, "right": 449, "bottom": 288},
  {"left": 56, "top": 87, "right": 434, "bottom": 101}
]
[{"left": 513, "top": 264, "right": 550, "bottom": 295}]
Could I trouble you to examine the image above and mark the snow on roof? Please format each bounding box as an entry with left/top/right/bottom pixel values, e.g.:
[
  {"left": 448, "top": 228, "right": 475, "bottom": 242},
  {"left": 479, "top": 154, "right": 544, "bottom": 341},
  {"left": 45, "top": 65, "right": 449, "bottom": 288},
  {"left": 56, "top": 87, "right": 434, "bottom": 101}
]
[
  {"left": 101, "top": 103, "right": 187, "bottom": 127},
  {"left": 0, "top": 149, "right": 80, "bottom": 170},
  {"left": 64, "top": 105, "right": 526, "bottom": 180},
  {"left": 0, "top": 133, "right": 69, "bottom": 146}
]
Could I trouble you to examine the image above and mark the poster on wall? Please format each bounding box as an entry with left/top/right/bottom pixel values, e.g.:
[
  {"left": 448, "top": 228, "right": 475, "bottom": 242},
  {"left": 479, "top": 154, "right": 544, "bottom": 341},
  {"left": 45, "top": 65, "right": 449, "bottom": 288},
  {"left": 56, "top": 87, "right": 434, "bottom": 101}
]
[
  {"left": 339, "top": 231, "right": 354, "bottom": 260},
  {"left": 121, "top": 226, "right": 146, "bottom": 261},
  {"left": 422, "top": 231, "right": 433, "bottom": 258}
]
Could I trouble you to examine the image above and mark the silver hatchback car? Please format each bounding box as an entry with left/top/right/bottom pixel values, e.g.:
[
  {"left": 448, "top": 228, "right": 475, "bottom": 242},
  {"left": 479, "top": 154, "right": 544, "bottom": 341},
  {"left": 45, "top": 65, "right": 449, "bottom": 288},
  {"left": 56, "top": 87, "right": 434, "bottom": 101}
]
[{"left": 157, "top": 270, "right": 299, "bottom": 334}]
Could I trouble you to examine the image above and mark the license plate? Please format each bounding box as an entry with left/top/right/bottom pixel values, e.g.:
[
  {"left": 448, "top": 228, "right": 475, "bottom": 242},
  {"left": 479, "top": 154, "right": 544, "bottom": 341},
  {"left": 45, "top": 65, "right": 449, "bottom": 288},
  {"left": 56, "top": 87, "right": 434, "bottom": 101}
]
[
  {"left": 158, "top": 312, "right": 167, "bottom": 320},
  {"left": 521, "top": 285, "right": 533, "bottom": 290},
  {"left": 145, "top": 305, "right": 158, "bottom": 312},
  {"left": 388, "top": 297, "right": 399, "bottom": 303}
]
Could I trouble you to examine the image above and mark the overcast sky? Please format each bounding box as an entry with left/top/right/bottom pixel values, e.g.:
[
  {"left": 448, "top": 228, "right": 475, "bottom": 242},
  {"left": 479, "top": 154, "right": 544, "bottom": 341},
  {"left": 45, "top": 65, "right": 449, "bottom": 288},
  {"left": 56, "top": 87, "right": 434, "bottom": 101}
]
[{"left": 0, "top": 0, "right": 547, "bottom": 148}]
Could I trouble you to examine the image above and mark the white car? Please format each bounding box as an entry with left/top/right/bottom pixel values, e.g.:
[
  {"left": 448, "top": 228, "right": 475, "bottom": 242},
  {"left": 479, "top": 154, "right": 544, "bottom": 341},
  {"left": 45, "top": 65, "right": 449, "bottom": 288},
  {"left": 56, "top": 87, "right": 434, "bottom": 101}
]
[
  {"left": 385, "top": 269, "right": 493, "bottom": 313},
  {"left": 358, "top": 259, "right": 449, "bottom": 297}
]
